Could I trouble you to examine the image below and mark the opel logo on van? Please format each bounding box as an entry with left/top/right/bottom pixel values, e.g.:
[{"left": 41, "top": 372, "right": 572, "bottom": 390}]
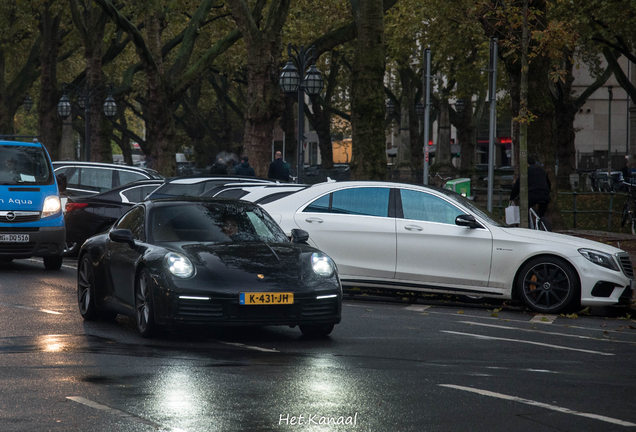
[{"left": 6, "top": 212, "right": 15, "bottom": 221}]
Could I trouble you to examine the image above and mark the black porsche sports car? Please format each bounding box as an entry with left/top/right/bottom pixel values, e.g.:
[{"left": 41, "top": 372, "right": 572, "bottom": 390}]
[{"left": 77, "top": 197, "right": 342, "bottom": 338}]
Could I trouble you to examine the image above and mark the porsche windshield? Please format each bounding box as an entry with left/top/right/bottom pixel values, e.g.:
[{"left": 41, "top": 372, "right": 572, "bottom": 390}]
[
  {"left": 151, "top": 203, "right": 289, "bottom": 244},
  {"left": 0, "top": 145, "right": 53, "bottom": 186}
]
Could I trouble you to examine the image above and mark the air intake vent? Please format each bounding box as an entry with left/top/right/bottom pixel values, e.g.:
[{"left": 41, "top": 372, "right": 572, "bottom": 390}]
[{"left": 617, "top": 253, "right": 634, "bottom": 279}]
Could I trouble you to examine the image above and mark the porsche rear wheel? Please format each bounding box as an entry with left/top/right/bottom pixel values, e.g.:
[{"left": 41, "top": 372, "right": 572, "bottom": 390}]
[
  {"left": 135, "top": 268, "right": 157, "bottom": 338},
  {"left": 78, "top": 255, "right": 100, "bottom": 320},
  {"left": 517, "top": 256, "right": 579, "bottom": 314},
  {"left": 299, "top": 323, "right": 334, "bottom": 337}
]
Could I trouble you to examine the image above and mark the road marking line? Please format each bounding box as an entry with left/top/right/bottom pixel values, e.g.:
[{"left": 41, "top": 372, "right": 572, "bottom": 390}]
[
  {"left": 438, "top": 385, "right": 636, "bottom": 427},
  {"left": 458, "top": 321, "right": 633, "bottom": 344},
  {"left": 530, "top": 314, "right": 557, "bottom": 324},
  {"left": 405, "top": 305, "right": 431, "bottom": 312},
  {"left": 441, "top": 330, "right": 614, "bottom": 356},
  {"left": 425, "top": 309, "right": 629, "bottom": 334},
  {"left": 219, "top": 342, "right": 278, "bottom": 352},
  {"left": 66, "top": 396, "right": 165, "bottom": 428},
  {"left": 0, "top": 303, "right": 62, "bottom": 315}
]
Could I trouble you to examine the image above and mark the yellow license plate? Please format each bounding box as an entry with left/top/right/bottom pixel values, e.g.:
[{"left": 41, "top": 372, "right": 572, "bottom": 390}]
[{"left": 239, "top": 292, "right": 294, "bottom": 305}]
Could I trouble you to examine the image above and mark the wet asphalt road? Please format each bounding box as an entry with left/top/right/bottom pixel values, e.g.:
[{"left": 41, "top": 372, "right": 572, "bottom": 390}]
[{"left": 1, "top": 259, "right": 636, "bottom": 432}]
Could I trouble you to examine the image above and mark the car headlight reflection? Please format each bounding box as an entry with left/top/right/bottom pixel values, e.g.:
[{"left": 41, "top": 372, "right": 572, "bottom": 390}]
[
  {"left": 311, "top": 252, "right": 335, "bottom": 277},
  {"left": 578, "top": 248, "right": 620, "bottom": 271},
  {"left": 164, "top": 252, "right": 195, "bottom": 278},
  {"left": 42, "top": 196, "right": 61, "bottom": 218}
]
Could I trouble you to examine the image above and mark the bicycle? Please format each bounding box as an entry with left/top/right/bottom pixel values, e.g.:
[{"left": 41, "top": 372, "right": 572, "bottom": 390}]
[
  {"left": 511, "top": 198, "right": 551, "bottom": 231},
  {"left": 529, "top": 204, "right": 551, "bottom": 231},
  {"left": 621, "top": 182, "right": 636, "bottom": 235},
  {"left": 432, "top": 172, "right": 452, "bottom": 187}
]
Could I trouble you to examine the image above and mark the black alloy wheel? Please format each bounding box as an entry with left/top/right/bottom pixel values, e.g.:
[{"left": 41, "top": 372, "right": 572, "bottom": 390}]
[
  {"left": 78, "top": 255, "right": 100, "bottom": 320},
  {"left": 135, "top": 268, "right": 157, "bottom": 338},
  {"left": 517, "top": 256, "right": 579, "bottom": 314},
  {"left": 299, "top": 323, "right": 335, "bottom": 337}
]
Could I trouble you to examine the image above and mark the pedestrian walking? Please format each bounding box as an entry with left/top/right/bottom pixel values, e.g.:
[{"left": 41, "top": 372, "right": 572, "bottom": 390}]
[
  {"left": 234, "top": 156, "right": 255, "bottom": 176},
  {"left": 622, "top": 161, "right": 631, "bottom": 184},
  {"left": 268, "top": 151, "right": 290, "bottom": 182},
  {"left": 509, "top": 156, "right": 551, "bottom": 217}
]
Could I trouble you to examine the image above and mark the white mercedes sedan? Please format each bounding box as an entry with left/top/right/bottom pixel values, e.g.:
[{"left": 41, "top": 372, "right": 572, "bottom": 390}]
[{"left": 260, "top": 180, "right": 634, "bottom": 314}]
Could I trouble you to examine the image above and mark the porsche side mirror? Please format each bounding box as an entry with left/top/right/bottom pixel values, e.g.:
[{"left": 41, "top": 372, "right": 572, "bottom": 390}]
[
  {"left": 109, "top": 228, "right": 135, "bottom": 247},
  {"left": 455, "top": 214, "right": 482, "bottom": 229},
  {"left": 291, "top": 228, "right": 309, "bottom": 244}
]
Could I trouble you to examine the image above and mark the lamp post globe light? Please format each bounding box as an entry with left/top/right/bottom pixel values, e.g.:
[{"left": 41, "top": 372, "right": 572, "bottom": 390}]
[
  {"left": 415, "top": 102, "right": 424, "bottom": 117},
  {"left": 386, "top": 100, "right": 395, "bottom": 117},
  {"left": 23, "top": 94, "right": 34, "bottom": 113},
  {"left": 56, "top": 83, "right": 117, "bottom": 161},
  {"left": 278, "top": 44, "right": 324, "bottom": 184},
  {"left": 455, "top": 98, "right": 464, "bottom": 115}
]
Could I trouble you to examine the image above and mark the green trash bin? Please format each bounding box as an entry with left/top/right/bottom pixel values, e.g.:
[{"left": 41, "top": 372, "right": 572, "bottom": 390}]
[{"left": 445, "top": 178, "right": 471, "bottom": 197}]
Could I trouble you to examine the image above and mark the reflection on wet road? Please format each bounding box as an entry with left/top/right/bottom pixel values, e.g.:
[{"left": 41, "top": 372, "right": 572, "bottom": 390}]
[{"left": 1, "top": 259, "right": 636, "bottom": 431}]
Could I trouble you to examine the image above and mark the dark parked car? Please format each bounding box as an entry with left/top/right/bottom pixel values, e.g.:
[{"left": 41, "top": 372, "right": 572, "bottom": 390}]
[
  {"left": 53, "top": 161, "right": 163, "bottom": 198},
  {"left": 77, "top": 198, "right": 342, "bottom": 337},
  {"left": 145, "top": 176, "right": 274, "bottom": 201},
  {"left": 64, "top": 180, "right": 164, "bottom": 255}
]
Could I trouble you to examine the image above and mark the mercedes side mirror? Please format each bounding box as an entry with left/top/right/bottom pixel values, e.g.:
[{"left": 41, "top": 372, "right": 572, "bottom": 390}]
[{"left": 455, "top": 214, "right": 482, "bottom": 229}]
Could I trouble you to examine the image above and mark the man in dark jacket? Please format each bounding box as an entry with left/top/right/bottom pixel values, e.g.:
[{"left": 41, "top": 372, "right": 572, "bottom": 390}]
[
  {"left": 234, "top": 156, "right": 255, "bottom": 176},
  {"left": 268, "top": 151, "right": 289, "bottom": 181},
  {"left": 509, "top": 156, "right": 551, "bottom": 217}
]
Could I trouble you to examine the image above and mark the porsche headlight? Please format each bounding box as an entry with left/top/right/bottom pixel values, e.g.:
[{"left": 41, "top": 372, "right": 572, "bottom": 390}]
[
  {"left": 42, "top": 196, "right": 61, "bottom": 218},
  {"left": 164, "top": 252, "right": 195, "bottom": 278},
  {"left": 311, "top": 252, "right": 335, "bottom": 277},
  {"left": 578, "top": 249, "right": 620, "bottom": 271}
]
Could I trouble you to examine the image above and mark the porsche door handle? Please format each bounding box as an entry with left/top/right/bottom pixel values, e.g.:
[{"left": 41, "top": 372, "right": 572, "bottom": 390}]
[
  {"left": 404, "top": 225, "right": 423, "bottom": 232},
  {"left": 305, "top": 217, "right": 324, "bottom": 223}
]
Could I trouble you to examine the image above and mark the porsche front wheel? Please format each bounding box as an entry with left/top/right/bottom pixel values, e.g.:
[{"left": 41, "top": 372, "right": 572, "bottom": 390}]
[
  {"left": 135, "top": 268, "right": 157, "bottom": 338},
  {"left": 517, "top": 257, "right": 579, "bottom": 314}
]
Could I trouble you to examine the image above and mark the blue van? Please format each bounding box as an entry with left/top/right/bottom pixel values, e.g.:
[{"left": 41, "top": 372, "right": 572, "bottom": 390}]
[{"left": 0, "top": 140, "right": 65, "bottom": 269}]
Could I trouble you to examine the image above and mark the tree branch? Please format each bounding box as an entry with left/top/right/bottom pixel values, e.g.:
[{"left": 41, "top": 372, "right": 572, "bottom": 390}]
[{"left": 93, "top": 0, "right": 159, "bottom": 72}]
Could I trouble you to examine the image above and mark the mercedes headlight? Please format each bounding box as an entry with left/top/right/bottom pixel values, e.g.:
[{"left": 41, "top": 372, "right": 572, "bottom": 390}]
[
  {"left": 42, "top": 196, "right": 61, "bottom": 218},
  {"left": 311, "top": 252, "right": 335, "bottom": 277},
  {"left": 578, "top": 249, "right": 620, "bottom": 271},
  {"left": 164, "top": 252, "right": 195, "bottom": 278}
]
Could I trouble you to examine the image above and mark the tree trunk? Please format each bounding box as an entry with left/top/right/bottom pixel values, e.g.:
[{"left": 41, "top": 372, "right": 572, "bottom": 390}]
[
  {"left": 144, "top": 12, "right": 176, "bottom": 175},
  {"left": 436, "top": 99, "right": 452, "bottom": 166},
  {"left": 225, "top": 0, "right": 289, "bottom": 178},
  {"left": 37, "top": 5, "right": 62, "bottom": 158},
  {"left": 350, "top": 0, "right": 386, "bottom": 180},
  {"left": 458, "top": 101, "right": 476, "bottom": 174},
  {"left": 308, "top": 97, "right": 333, "bottom": 169}
]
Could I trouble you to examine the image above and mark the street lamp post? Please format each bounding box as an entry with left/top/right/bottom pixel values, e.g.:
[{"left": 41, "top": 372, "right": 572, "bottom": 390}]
[
  {"left": 56, "top": 83, "right": 117, "bottom": 162},
  {"left": 608, "top": 86, "right": 613, "bottom": 179},
  {"left": 279, "top": 44, "right": 324, "bottom": 184}
]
